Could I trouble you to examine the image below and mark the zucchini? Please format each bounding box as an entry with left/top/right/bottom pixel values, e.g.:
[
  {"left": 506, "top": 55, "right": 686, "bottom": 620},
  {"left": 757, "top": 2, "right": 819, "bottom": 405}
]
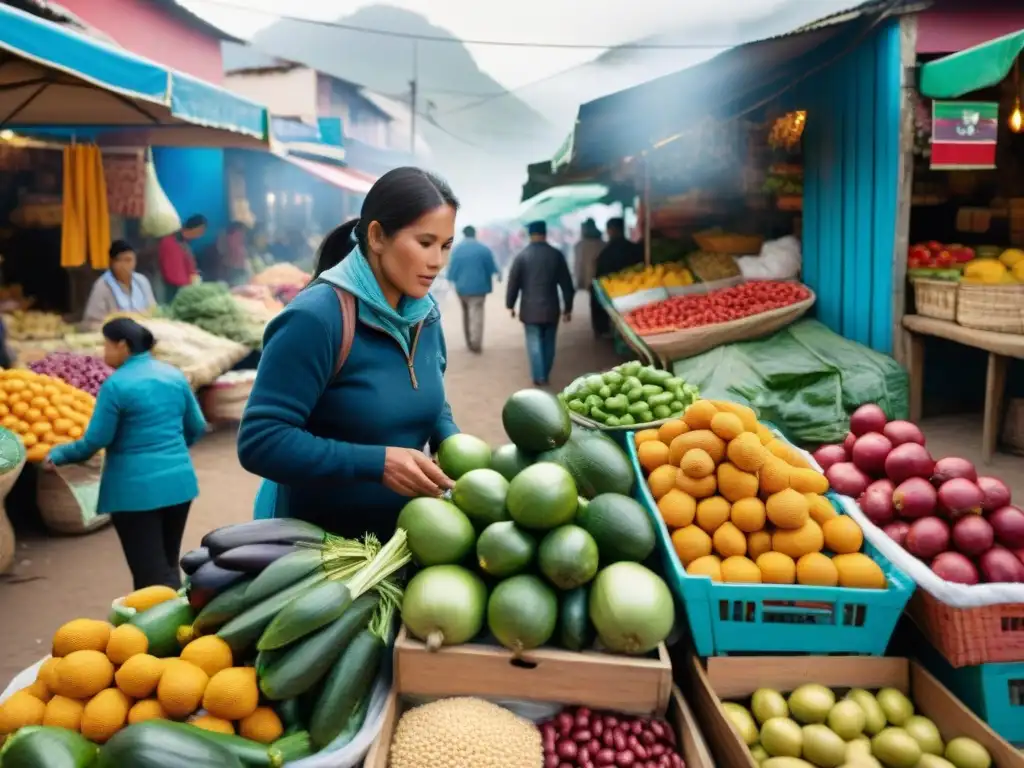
[
  {"left": 202, "top": 519, "right": 324, "bottom": 556},
  {"left": 257, "top": 580, "right": 352, "bottom": 651},
  {"left": 180, "top": 547, "right": 211, "bottom": 575},
  {"left": 558, "top": 586, "right": 595, "bottom": 651},
  {"left": 309, "top": 629, "right": 385, "bottom": 748},
  {"left": 214, "top": 544, "right": 296, "bottom": 573},
  {"left": 96, "top": 722, "right": 244, "bottom": 768},
  {"left": 217, "top": 571, "right": 326, "bottom": 655},
  {"left": 129, "top": 597, "right": 195, "bottom": 657},
  {"left": 188, "top": 562, "right": 247, "bottom": 610},
  {"left": 0, "top": 726, "right": 97, "bottom": 768},
  {"left": 192, "top": 577, "right": 256, "bottom": 634},
  {"left": 275, "top": 698, "right": 304, "bottom": 732},
  {"left": 329, "top": 693, "right": 370, "bottom": 751},
  {"left": 244, "top": 548, "right": 323, "bottom": 604},
  {"left": 137, "top": 720, "right": 302, "bottom": 767},
  {"left": 259, "top": 593, "right": 378, "bottom": 700}
]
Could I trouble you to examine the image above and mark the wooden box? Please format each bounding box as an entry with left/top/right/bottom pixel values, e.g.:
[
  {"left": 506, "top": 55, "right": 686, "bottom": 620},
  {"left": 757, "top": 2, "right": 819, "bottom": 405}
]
[
  {"left": 363, "top": 685, "right": 714, "bottom": 768},
  {"left": 684, "top": 655, "right": 1024, "bottom": 768},
  {"left": 393, "top": 626, "right": 673, "bottom": 716}
]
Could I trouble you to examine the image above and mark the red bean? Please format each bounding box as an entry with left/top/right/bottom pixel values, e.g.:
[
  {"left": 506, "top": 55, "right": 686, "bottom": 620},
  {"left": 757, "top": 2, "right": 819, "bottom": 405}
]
[
  {"left": 588, "top": 739, "right": 602, "bottom": 755},
  {"left": 640, "top": 731, "right": 656, "bottom": 746},
  {"left": 605, "top": 716, "right": 620, "bottom": 728},
  {"left": 603, "top": 730, "right": 616, "bottom": 747},
  {"left": 579, "top": 747, "right": 591, "bottom": 762},
  {"left": 573, "top": 729, "right": 593, "bottom": 743},
  {"left": 651, "top": 744, "right": 666, "bottom": 757},
  {"left": 578, "top": 707, "right": 592, "bottom": 719},
  {"left": 577, "top": 713, "right": 592, "bottom": 729},
  {"left": 544, "top": 755, "right": 560, "bottom": 768},
  {"left": 632, "top": 721, "right": 645, "bottom": 736},
  {"left": 557, "top": 740, "right": 578, "bottom": 760},
  {"left": 595, "top": 748, "right": 616, "bottom": 765},
  {"left": 649, "top": 721, "right": 666, "bottom": 740},
  {"left": 593, "top": 720, "right": 604, "bottom": 737},
  {"left": 616, "top": 750, "right": 636, "bottom": 766},
  {"left": 613, "top": 731, "right": 627, "bottom": 751},
  {"left": 558, "top": 713, "right": 574, "bottom": 735},
  {"left": 559, "top": 763, "right": 574, "bottom": 768},
  {"left": 634, "top": 744, "right": 649, "bottom": 760},
  {"left": 669, "top": 752, "right": 684, "bottom": 767}
]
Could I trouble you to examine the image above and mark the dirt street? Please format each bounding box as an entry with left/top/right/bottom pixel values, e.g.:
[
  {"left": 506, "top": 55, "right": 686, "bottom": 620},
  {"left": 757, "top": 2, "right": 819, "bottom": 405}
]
[{"left": 0, "top": 291, "right": 619, "bottom": 684}]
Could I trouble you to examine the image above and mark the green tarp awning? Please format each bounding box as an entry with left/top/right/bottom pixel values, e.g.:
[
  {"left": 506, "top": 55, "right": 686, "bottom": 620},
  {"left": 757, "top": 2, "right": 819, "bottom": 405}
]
[
  {"left": 920, "top": 28, "right": 1024, "bottom": 99},
  {"left": 516, "top": 183, "right": 610, "bottom": 223}
]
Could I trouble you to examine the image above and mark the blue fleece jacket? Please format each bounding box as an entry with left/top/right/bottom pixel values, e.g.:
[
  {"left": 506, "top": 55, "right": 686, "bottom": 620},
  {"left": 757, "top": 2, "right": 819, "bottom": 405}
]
[
  {"left": 237, "top": 282, "right": 459, "bottom": 540},
  {"left": 445, "top": 238, "right": 499, "bottom": 296}
]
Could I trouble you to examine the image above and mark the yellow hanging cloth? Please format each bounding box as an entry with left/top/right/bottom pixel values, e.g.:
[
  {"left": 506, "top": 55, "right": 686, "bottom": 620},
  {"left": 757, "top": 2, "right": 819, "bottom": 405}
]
[{"left": 59, "top": 144, "right": 112, "bottom": 269}]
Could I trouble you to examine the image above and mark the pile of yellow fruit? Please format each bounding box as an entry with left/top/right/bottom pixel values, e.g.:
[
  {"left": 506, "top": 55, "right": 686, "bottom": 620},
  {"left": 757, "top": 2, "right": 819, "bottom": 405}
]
[
  {"left": 634, "top": 399, "right": 886, "bottom": 590},
  {"left": 0, "top": 586, "right": 283, "bottom": 745},
  {"left": 0, "top": 369, "right": 92, "bottom": 462},
  {"left": 961, "top": 249, "right": 1024, "bottom": 284},
  {"left": 2, "top": 310, "right": 75, "bottom": 341},
  {"left": 601, "top": 262, "right": 694, "bottom": 298}
]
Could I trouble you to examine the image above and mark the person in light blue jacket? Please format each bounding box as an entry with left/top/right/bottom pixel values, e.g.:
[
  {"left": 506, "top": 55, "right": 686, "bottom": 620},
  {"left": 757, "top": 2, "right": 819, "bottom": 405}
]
[
  {"left": 45, "top": 318, "right": 207, "bottom": 590},
  {"left": 444, "top": 225, "right": 499, "bottom": 353}
]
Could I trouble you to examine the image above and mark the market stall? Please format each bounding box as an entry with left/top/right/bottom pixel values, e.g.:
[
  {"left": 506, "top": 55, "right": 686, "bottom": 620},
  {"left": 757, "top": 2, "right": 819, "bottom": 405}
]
[{"left": 1, "top": 386, "right": 1022, "bottom": 765}]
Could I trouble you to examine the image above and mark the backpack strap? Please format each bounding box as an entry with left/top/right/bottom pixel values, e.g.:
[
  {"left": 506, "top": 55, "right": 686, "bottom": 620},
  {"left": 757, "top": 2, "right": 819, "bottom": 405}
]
[{"left": 331, "top": 286, "right": 357, "bottom": 378}]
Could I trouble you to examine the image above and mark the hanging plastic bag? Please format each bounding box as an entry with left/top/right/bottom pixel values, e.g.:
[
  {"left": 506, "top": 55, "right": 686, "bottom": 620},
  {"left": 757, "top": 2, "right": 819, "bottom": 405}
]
[{"left": 140, "top": 149, "right": 181, "bottom": 238}]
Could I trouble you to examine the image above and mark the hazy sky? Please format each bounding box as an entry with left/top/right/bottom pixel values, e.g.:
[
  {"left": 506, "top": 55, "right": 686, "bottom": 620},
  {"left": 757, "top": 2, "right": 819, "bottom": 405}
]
[{"left": 181, "top": 0, "right": 828, "bottom": 90}]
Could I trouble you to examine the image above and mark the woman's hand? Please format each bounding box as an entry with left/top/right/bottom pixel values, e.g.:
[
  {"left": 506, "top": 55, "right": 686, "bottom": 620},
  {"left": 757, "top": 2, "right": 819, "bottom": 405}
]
[
  {"left": 383, "top": 447, "right": 454, "bottom": 498},
  {"left": 41, "top": 456, "right": 56, "bottom": 472}
]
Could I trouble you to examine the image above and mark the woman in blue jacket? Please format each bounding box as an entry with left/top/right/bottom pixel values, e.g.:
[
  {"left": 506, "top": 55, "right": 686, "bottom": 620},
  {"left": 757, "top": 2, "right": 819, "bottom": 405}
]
[
  {"left": 238, "top": 167, "right": 460, "bottom": 540},
  {"left": 46, "top": 318, "right": 207, "bottom": 589}
]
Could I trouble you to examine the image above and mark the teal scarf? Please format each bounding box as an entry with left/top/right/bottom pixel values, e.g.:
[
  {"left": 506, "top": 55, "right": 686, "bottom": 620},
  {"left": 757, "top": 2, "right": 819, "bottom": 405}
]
[{"left": 319, "top": 250, "right": 434, "bottom": 355}]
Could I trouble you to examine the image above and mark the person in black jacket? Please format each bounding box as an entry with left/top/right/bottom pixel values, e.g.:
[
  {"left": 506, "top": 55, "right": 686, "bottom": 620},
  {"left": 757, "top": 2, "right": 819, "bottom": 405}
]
[
  {"left": 506, "top": 221, "right": 574, "bottom": 386},
  {"left": 592, "top": 217, "right": 643, "bottom": 337}
]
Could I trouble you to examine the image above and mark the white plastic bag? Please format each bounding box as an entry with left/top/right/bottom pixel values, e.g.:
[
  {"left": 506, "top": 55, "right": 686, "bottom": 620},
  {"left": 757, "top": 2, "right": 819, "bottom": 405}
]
[
  {"left": 1, "top": 657, "right": 45, "bottom": 703},
  {"left": 140, "top": 150, "right": 181, "bottom": 238}
]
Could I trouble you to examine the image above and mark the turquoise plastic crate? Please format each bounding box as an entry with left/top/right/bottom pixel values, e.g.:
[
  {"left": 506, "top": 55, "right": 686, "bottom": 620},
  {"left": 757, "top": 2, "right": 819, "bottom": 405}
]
[
  {"left": 625, "top": 432, "right": 915, "bottom": 657},
  {"left": 917, "top": 636, "right": 1024, "bottom": 746}
]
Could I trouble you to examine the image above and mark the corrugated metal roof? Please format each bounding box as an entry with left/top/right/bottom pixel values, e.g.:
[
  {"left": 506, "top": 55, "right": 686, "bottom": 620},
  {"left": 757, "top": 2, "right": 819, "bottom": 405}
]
[{"left": 222, "top": 41, "right": 301, "bottom": 74}]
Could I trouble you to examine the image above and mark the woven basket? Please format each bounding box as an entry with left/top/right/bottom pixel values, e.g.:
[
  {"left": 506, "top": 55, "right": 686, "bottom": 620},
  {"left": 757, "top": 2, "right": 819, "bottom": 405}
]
[
  {"left": 911, "top": 278, "right": 958, "bottom": 322},
  {"left": 693, "top": 232, "right": 764, "bottom": 255},
  {"left": 908, "top": 590, "right": 1024, "bottom": 668},
  {"left": 37, "top": 464, "right": 110, "bottom": 536},
  {"left": 635, "top": 290, "right": 816, "bottom": 362},
  {"left": 956, "top": 283, "right": 1024, "bottom": 333},
  {"left": 0, "top": 457, "right": 26, "bottom": 573},
  {"left": 200, "top": 379, "right": 254, "bottom": 422}
]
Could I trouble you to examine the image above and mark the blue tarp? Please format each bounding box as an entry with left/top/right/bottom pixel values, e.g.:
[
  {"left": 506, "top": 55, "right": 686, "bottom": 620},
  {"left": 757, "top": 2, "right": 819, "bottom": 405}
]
[{"left": 0, "top": 2, "right": 267, "bottom": 142}]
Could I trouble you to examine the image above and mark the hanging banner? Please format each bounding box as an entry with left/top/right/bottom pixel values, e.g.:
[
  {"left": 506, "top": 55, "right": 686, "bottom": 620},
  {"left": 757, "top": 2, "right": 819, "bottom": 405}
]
[{"left": 930, "top": 101, "right": 998, "bottom": 170}]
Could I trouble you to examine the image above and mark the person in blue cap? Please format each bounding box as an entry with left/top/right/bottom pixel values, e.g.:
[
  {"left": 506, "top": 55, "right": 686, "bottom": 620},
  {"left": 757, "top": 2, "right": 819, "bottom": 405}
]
[{"left": 505, "top": 220, "right": 574, "bottom": 386}]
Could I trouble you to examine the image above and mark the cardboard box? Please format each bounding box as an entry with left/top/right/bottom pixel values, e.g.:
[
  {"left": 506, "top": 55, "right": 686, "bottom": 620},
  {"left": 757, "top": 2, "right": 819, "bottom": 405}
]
[
  {"left": 685, "top": 655, "right": 1024, "bottom": 768},
  {"left": 393, "top": 626, "right": 673, "bottom": 716},
  {"left": 363, "top": 685, "right": 714, "bottom": 768}
]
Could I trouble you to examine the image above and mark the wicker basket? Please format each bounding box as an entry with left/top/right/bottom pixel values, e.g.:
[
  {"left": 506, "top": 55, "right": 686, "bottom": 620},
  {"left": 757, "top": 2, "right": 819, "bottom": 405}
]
[
  {"left": 636, "top": 290, "right": 816, "bottom": 361},
  {"left": 37, "top": 461, "right": 110, "bottom": 536},
  {"left": 693, "top": 232, "right": 764, "bottom": 255},
  {"left": 0, "top": 457, "right": 26, "bottom": 573},
  {"left": 910, "top": 278, "right": 958, "bottom": 322},
  {"left": 956, "top": 282, "right": 1024, "bottom": 333},
  {"left": 908, "top": 590, "right": 1024, "bottom": 667}
]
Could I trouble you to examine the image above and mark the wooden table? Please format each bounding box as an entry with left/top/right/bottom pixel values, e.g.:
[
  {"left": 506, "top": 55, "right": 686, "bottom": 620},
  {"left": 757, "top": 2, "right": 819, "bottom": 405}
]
[{"left": 902, "top": 314, "right": 1024, "bottom": 463}]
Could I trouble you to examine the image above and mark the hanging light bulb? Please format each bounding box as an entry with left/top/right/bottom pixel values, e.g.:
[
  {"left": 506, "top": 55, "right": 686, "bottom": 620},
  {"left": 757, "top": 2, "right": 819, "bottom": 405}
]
[{"left": 1011, "top": 98, "right": 1023, "bottom": 134}]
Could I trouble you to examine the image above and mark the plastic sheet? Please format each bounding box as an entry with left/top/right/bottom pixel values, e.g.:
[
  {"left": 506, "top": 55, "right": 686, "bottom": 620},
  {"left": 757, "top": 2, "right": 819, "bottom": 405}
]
[{"left": 671, "top": 319, "right": 910, "bottom": 446}]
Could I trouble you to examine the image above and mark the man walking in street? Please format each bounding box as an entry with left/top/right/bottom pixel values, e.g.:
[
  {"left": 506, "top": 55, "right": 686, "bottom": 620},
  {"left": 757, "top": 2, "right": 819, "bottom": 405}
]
[
  {"left": 446, "top": 225, "right": 500, "bottom": 353},
  {"left": 506, "top": 220, "right": 574, "bottom": 386},
  {"left": 592, "top": 217, "right": 642, "bottom": 337}
]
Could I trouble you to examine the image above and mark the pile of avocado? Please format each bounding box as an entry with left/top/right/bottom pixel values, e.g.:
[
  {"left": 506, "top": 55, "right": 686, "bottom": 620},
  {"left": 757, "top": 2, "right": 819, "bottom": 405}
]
[
  {"left": 724, "top": 684, "right": 993, "bottom": 768},
  {"left": 561, "top": 361, "right": 699, "bottom": 427}
]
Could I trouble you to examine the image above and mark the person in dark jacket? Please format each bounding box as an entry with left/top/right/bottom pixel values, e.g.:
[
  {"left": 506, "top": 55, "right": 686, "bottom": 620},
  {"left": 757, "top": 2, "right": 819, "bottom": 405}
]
[
  {"left": 506, "top": 220, "right": 574, "bottom": 386},
  {"left": 592, "top": 217, "right": 642, "bottom": 337},
  {"left": 240, "top": 167, "right": 460, "bottom": 540}
]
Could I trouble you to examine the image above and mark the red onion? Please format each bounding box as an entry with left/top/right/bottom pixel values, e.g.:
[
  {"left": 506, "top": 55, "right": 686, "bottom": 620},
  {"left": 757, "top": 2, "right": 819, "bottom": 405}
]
[
  {"left": 893, "top": 477, "right": 938, "bottom": 519},
  {"left": 883, "top": 521, "right": 911, "bottom": 546},
  {"left": 951, "top": 515, "right": 995, "bottom": 557},
  {"left": 850, "top": 404, "right": 887, "bottom": 436},
  {"left": 29, "top": 352, "right": 112, "bottom": 397},
  {"left": 932, "top": 552, "right": 980, "bottom": 585},
  {"left": 932, "top": 457, "right": 978, "bottom": 486},
  {"left": 826, "top": 462, "right": 871, "bottom": 498},
  {"left": 851, "top": 433, "right": 893, "bottom": 477},
  {"left": 936, "top": 478, "right": 984, "bottom": 519},
  {"left": 842, "top": 432, "right": 857, "bottom": 456},
  {"left": 813, "top": 444, "right": 848, "bottom": 472},
  {"left": 885, "top": 443, "right": 935, "bottom": 485},
  {"left": 979, "top": 546, "right": 1024, "bottom": 583},
  {"left": 882, "top": 420, "right": 926, "bottom": 447},
  {"left": 989, "top": 506, "right": 1024, "bottom": 548},
  {"left": 859, "top": 479, "right": 896, "bottom": 526}
]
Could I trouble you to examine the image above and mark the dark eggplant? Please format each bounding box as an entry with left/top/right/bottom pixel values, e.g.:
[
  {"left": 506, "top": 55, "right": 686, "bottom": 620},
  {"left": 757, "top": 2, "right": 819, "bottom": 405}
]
[
  {"left": 201, "top": 519, "right": 325, "bottom": 556},
  {"left": 188, "top": 561, "right": 247, "bottom": 611},
  {"left": 180, "top": 547, "right": 211, "bottom": 575},
  {"left": 214, "top": 543, "right": 297, "bottom": 573}
]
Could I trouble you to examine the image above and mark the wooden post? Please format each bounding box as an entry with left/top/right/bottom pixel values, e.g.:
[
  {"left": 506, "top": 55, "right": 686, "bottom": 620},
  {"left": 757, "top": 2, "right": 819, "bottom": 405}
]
[
  {"left": 643, "top": 153, "right": 652, "bottom": 267},
  {"left": 891, "top": 14, "right": 918, "bottom": 366}
]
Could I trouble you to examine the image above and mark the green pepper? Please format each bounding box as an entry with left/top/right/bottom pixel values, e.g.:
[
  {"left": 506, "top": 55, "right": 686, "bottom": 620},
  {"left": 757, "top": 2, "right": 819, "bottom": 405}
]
[
  {"left": 626, "top": 387, "right": 645, "bottom": 403},
  {"left": 604, "top": 394, "right": 629, "bottom": 415},
  {"left": 598, "top": 385, "right": 613, "bottom": 399},
  {"left": 618, "top": 413, "right": 636, "bottom": 426},
  {"left": 590, "top": 406, "right": 610, "bottom": 422},
  {"left": 648, "top": 392, "right": 675, "bottom": 409},
  {"left": 653, "top": 404, "right": 672, "bottom": 419},
  {"left": 604, "top": 415, "right": 621, "bottom": 427},
  {"left": 627, "top": 401, "right": 650, "bottom": 416},
  {"left": 637, "top": 409, "right": 655, "bottom": 424},
  {"left": 622, "top": 376, "right": 643, "bottom": 392},
  {"left": 620, "top": 361, "right": 642, "bottom": 378},
  {"left": 638, "top": 367, "right": 660, "bottom": 385},
  {"left": 668, "top": 400, "right": 684, "bottom": 412},
  {"left": 640, "top": 384, "right": 664, "bottom": 398},
  {"left": 603, "top": 370, "right": 624, "bottom": 387},
  {"left": 567, "top": 399, "right": 588, "bottom": 415},
  {"left": 584, "top": 394, "right": 604, "bottom": 411}
]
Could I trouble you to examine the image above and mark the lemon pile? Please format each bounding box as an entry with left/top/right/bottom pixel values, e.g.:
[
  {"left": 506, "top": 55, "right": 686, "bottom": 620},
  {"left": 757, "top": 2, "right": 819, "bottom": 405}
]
[
  {"left": 0, "top": 586, "right": 282, "bottom": 745},
  {"left": 634, "top": 399, "right": 886, "bottom": 589},
  {"left": 600, "top": 262, "right": 694, "bottom": 298},
  {"left": 0, "top": 369, "right": 93, "bottom": 462}
]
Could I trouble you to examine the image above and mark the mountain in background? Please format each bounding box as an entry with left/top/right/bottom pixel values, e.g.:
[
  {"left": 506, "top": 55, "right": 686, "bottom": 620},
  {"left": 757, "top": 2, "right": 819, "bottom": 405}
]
[{"left": 252, "top": 4, "right": 560, "bottom": 222}]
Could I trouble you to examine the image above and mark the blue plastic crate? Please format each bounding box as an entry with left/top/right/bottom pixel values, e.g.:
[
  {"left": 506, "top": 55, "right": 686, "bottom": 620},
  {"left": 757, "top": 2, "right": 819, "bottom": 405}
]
[
  {"left": 917, "top": 637, "right": 1024, "bottom": 746},
  {"left": 625, "top": 431, "right": 915, "bottom": 657}
]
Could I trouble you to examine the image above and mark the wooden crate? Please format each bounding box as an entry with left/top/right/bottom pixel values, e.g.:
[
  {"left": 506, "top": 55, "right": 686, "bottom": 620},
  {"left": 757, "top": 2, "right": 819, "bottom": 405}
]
[
  {"left": 393, "top": 626, "right": 673, "bottom": 715},
  {"left": 683, "top": 654, "right": 1024, "bottom": 768},
  {"left": 364, "top": 685, "right": 714, "bottom": 768}
]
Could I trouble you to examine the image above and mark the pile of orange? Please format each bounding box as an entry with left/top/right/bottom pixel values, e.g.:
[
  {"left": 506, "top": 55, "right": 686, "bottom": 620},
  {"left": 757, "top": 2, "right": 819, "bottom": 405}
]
[
  {"left": 635, "top": 399, "right": 886, "bottom": 590},
  {"left": 0, "top": 369, "right": 93, "bottom": 462}
]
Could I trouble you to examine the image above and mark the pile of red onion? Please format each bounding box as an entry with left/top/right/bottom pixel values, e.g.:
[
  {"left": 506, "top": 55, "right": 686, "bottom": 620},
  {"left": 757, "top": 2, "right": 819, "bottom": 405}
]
[
  {"left": 812, "top": 404, "right": 1024, "bottom": 584},
  {"left": 29, "top": 353, "right": 112, "bottom": 396},
  {"left": 540, "top": 706, "right": 685, "bottom": 768}
]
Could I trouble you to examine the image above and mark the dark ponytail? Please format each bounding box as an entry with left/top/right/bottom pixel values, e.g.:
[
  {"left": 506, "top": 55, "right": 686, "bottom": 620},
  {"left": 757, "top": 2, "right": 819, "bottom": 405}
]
[
  {"left": 313, "top": 167, "right": 459, "bottom": 279},
  {"left": 102, "top": 318, "right": 155, "bottom": 354}
]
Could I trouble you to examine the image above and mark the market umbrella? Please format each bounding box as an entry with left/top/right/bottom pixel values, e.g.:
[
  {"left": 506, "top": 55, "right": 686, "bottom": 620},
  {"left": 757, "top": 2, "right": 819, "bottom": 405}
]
[{"left": 516, "top": 184, "right": 610, "bottom": 224}]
